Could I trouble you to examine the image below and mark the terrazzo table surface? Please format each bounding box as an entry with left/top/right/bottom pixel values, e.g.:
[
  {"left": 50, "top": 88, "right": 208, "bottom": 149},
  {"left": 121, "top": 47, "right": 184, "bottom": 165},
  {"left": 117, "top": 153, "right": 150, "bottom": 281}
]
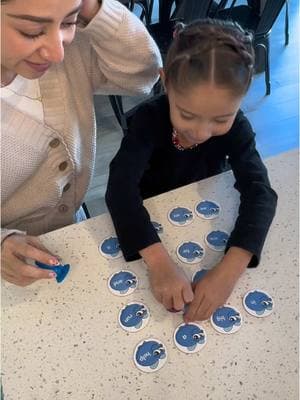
[{"left": 2, "top": 149, "right": 299, "bottom": 400}]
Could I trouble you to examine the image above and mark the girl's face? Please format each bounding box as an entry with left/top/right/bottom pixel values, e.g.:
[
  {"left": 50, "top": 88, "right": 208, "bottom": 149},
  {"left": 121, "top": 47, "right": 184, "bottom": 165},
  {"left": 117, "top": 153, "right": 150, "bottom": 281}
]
[
  {"left": 167, "top": 82, "right": 243, "bottom": 148},
  {"left": 1, "top": 0, "right": 82, "bottom": 84}
]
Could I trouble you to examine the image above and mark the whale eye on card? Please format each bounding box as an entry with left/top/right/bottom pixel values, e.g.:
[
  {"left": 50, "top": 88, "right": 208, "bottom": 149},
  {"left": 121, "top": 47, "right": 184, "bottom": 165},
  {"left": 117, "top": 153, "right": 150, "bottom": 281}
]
[
  {"left": 133, "top": 339, "right": 167, "bottom": 373},
  {"left": 118, "top": 302, "right": 150, "bottom": 332},
  {"left": 107, "top": 270, "right": 138, "bottom": 296},
  {"left": 174, "top": 323, "right": 207, "bottom": 353},
  {"left": 99, "top": 236, "right": 122, "bottom": 259},
  {"left": 151, "top": 221, "right": 164, "bottom": 235},
  {"left": 211, "top": 305, "right": 242, "bottom": 334},
  {"left": 168, "top": 206, "right": 194, "bottom": 227},
  {"left": 205, "top": 230, "right": 229, "bottom": 252},
  {"left": 243, "top": 289, "right": 274, "bottom": 318},
  {"left": 35, "top": 261, "right": 70, "bottom": 283},
  {"left": 176, "top": 241, "right": 205, "bottom": 264},
  {"left": 195, "top": 200, "right": 221, "bottom": 220}
]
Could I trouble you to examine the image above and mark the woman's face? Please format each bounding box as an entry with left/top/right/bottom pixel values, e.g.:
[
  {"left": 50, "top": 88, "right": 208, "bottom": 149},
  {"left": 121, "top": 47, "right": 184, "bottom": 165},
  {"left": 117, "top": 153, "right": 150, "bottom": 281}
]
[
  {"left": 167, "top": 82, "right": 243, "bottom": 148},
  {"left": 1, "top": 0, "right": 82, "bottom": 83}
]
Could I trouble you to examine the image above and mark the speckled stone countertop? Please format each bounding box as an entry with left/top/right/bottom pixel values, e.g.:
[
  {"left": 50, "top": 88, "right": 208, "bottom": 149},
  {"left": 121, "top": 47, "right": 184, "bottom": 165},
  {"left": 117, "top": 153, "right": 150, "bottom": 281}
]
[{"left": 1, "top": 150, "right": 299, "bottom": 400}]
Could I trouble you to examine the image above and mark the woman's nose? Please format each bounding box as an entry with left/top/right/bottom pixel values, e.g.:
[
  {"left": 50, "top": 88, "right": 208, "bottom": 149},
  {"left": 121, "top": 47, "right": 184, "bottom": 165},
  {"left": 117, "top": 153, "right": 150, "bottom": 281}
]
[{"left": 40, "top": 33, "right": 65, "bottom": 64}]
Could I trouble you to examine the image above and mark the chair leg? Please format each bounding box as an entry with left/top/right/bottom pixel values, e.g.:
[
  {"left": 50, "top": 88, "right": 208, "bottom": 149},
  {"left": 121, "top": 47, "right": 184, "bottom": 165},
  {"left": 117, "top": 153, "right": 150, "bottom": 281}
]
[
  {"left": 285, "top": 0, "right": 289, "bottom": 46},
  {"left": 256, "top": 43, "right": 271, "bottom": 96},
  {"left": 108, "top": 95, "right": 124, "bottom": 127}
]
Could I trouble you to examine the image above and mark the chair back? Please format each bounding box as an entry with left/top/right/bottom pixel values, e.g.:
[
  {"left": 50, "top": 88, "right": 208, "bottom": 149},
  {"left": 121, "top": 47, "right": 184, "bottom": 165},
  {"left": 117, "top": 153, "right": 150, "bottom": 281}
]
[
  {"left": 256, "top": 0, "right": 286, "bottom": 36},
  {"left": 175, "top": 0, "right": 214, "bottom": 23}
]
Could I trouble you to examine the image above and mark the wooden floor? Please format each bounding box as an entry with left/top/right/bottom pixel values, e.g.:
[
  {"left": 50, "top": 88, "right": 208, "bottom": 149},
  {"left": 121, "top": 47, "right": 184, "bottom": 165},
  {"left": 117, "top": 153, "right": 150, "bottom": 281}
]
[{"left": 84, "top": 0, "right": 299, "bottom": 217}]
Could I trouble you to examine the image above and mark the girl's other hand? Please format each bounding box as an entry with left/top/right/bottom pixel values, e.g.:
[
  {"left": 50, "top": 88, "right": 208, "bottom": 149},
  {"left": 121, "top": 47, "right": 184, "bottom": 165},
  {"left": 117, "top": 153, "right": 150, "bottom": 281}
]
[
  {"left": 1, "top": 234, "right": 60, "bottom": 286},
  {"left": 140, "top": 243, "right": 194, "bottom": 311}
]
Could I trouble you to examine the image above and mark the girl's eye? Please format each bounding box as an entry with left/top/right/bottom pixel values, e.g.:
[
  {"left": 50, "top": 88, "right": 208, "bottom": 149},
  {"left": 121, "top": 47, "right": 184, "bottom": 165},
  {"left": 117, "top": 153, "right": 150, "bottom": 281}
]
[
  {"left": 214, "top": 120, "right": 228, "bottom": 124},
  {"left": 180, "top": 113, "right": 194, "bottom": 120}
]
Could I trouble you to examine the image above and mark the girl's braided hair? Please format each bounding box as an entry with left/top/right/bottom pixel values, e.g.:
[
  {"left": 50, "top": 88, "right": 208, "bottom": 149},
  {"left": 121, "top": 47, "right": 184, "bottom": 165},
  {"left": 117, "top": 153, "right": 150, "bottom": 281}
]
[{"left": 164, "top": 18, "right": 255, "bottom": 96}]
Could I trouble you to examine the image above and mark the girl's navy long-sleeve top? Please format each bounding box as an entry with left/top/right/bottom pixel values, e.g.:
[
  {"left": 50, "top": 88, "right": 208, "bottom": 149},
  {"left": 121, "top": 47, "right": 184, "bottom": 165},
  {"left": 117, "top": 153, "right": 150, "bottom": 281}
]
[{"left": 106, "top": 95, "right": 277, "bottom": 267}]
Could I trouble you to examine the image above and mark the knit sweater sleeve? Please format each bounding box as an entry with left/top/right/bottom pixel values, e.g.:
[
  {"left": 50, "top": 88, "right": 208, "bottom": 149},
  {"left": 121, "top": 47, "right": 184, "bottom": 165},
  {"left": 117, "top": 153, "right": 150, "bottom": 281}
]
[
  {"left": 75, "top": 0, "right": 162, "bottom": 95},
  {"left": 105, "top": 104, "right": 160, "bottom": 261},
  {"left": 225, "top": 112, "right": 278, "bottom": 267}
]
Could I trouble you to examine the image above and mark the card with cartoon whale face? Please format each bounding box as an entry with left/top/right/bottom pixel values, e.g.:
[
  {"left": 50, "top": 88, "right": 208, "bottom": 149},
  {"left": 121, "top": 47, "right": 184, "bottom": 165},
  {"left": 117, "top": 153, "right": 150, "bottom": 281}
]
[
  {"left": 195, "top": 200, "right": 221, "bottom": 220},
  {"left": 151, "top": 221, "right": 164, "bottom": 235},
  {"left": 99, "top": 236, "right": 122, "bottom": 259},
  {"left": 205, "top": 230, "right": 229, "bottom": 252},
  {"left": 192, "top": 269, "right": 208, "bottom": 285},
  {"left": 243, "top": 290, "right": 274, "bottom": 317},
  {"left": 174, "top": 323, "right": 207, "bottom": 353},
  {"left": 176, "top": 241, "right": 205, "bottom": 264},
  {"left": 168, "top": 206, "right": 194, "bottom": 227},
  {"left": 211, "top": 305, "right": 243, "bottom": 334},
  {"left": 133, "top": 339, "right": 167, "bottom": 373},
  {"left": 107, "top": 270, "right": 138, "bottom": 296},
  {"left": 118, "top": 302, "right": 150, "bottom": 332}
]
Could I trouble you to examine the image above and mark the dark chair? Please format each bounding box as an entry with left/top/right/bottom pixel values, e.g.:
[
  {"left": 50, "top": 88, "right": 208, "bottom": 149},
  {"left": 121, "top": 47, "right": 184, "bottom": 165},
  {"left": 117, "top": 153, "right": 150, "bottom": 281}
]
[{"left": 215, "top": 0, "right": 289, "bottom": 95}]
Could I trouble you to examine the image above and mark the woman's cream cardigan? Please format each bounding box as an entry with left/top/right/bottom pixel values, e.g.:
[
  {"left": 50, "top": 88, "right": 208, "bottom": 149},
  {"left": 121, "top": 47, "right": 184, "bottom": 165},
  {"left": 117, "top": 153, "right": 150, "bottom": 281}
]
[{"left": 1, "top": 0, "right": 162, "bottom": 242}]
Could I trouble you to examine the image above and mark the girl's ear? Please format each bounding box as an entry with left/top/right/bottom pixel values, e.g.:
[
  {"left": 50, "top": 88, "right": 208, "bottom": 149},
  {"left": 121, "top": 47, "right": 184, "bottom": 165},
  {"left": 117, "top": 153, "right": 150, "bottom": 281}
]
[{"left": 159, "top": 68, "right": 167, "bottom": 92}]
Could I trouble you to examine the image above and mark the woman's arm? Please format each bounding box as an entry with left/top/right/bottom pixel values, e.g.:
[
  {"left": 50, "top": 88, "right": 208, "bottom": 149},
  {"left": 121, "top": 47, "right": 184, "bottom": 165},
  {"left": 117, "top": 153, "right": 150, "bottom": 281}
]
[{"left": 74, "top": 0, "right": 162, "bottom": 95}]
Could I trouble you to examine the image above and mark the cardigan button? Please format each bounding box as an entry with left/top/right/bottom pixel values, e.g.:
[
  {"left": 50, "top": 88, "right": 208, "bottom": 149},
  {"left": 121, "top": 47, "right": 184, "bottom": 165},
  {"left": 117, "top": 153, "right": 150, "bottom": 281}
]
[
  {"left": 59, "top": 161, "right": 68, "bottom": 171},
  {"left": 49, "top": 138, "right": 60, "bottom": 148},
  {"left": 59, "top": 204, "right": 69, "bottom": 213}
]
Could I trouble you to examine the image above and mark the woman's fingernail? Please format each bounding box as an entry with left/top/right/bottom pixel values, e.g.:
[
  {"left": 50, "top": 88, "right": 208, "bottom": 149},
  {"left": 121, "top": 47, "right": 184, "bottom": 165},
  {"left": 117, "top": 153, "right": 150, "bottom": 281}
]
[
  {"left": 49, "top": 272, "right": 56, "bottom": 278},
  {"left": 50, "top": 259, "right": 59, "bottom": 266}
]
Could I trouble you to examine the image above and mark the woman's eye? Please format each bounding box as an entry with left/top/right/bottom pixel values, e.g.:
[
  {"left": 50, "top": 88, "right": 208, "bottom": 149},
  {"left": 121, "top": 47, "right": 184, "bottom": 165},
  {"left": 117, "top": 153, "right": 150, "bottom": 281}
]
[
  {"left": 61, "top": 21, "right": 79, "bottom": 29},
  {"left": 19, "top": 31, "right": 44, "bottom": 40}
]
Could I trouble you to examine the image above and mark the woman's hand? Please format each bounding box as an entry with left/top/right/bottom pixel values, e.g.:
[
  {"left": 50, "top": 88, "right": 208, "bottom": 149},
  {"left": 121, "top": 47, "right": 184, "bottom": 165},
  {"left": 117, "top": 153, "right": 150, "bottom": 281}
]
[
  {"left": 184, "top": 247, "right": 252, "bottom": 322},
  {"left": 140, "top": 243, "right": 194, "bottom": 311},
  {"left": 1, "top": 234, "right": 60, "bottom": 287},
  {"left": 78, "top": 0, "right": 101, "bottom": 24}
]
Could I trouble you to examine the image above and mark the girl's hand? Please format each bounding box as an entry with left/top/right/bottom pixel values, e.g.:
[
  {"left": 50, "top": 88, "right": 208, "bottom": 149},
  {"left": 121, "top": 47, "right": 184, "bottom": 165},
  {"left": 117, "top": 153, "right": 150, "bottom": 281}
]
[
  {"left": 140, "top": 243, "right": 194, "bottom": 311},
  {"left": 183, "top": 264, "right": 236, "bottom": 322},
  {"left": 1, "top": 234, "right": 60, "bottom": 287},
  {"left": 148, "top": 261, "right": 194, "bottom": 311},
  {"left": 184, "top": 247, "right": 251, "bottom": 322}
]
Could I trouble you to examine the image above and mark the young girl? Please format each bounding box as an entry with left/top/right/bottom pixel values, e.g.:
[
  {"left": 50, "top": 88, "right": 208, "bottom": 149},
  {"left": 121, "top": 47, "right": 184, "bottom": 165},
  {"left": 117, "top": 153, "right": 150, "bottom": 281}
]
[
  {"left": 106, "top": 19, "right": 277, "bottom": 322},
  {"left": 1, "top": 0, "right": 161, "bottom": 286}
]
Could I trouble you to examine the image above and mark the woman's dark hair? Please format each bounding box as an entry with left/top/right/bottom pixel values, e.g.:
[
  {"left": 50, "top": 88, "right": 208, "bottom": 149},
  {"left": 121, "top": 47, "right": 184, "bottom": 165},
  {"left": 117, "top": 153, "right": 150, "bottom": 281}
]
[{"left": 164, "top": 18, "right": 255, "bottom": 96}]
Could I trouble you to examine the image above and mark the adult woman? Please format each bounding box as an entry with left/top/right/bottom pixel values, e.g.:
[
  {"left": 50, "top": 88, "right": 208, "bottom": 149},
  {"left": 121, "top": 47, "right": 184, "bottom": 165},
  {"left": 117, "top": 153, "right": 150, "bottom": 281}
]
[{"left": 1, "top": 0, "right": 162, "bottom": 286}]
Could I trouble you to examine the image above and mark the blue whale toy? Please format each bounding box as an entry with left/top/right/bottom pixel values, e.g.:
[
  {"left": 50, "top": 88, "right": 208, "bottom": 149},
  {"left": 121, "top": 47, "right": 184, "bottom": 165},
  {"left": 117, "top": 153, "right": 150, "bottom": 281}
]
[
  {"left": 169, "top": 207, "right": 193, "bottom": 225},
  {"left": 100, "top": 237, "right": 120, "bottom": 257},
  {"left": 178, "top": 241, "right": 204, "bottom": 262},
  {"left": 120, "top": 303, "right": 148, "bottom": 329},
  {"left": 35, "top": 261, "right": 70, "bottom": 283},
  {"left": 196, "top": 200, "right": 220, "bottom": 218},
  {"left": 135, "top": 340, "right": 166, "bottom": 369},
  {"left": 206, "top": 230, "right": 229, "bottom": 251},
  {"left": 212, "top": 306, "right": 241, "bottom": 332},
  {"left": 109, "top": 271, "right": 137, "bottom": 294},
  {"left": 245, "top": 291, "right": 273, "bottom": 315},
  {"left": 175, "top": 324, "right": 205, "bottom": 351}
]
